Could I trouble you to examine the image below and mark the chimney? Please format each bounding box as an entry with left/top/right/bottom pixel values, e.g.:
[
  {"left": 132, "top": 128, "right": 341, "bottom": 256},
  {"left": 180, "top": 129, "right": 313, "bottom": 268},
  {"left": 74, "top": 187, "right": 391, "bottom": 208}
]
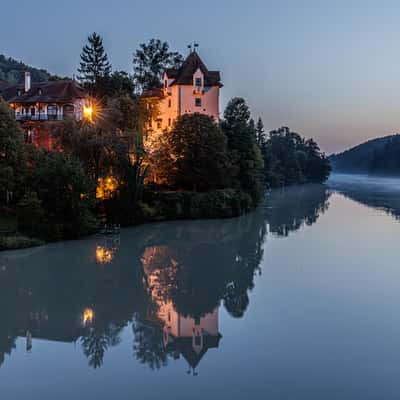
[{"left": 25, "top": 71, "right": 31, "bottom": 92}]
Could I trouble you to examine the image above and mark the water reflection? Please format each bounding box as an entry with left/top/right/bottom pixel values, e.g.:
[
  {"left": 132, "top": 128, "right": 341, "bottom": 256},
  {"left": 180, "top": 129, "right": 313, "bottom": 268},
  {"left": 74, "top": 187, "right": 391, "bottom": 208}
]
[
  {"left": 0, "top": 184, "right": 330, "bottom": 372},
  {"left": 328, "top": 173, "right": 400, "bottom": 220}
]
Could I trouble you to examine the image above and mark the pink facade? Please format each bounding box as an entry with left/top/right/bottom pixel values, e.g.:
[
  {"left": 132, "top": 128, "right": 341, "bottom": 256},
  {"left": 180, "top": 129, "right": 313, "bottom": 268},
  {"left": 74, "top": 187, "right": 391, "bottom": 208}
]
[{"left": 143, "top": 51, "right": 222, "bottom": 134}]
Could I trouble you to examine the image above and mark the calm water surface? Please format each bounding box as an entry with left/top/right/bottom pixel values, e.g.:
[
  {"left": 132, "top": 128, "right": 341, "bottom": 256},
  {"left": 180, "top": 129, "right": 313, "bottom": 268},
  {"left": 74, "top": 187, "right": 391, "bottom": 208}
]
[{"left": 1, "top": 174, "right": 400, "bottom": 399}]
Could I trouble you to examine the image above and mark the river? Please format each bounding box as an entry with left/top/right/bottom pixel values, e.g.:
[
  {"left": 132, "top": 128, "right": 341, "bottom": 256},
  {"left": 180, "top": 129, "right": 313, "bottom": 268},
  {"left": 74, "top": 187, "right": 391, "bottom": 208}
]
[{"left": 1, "top": 174, "right": 400, "bottom": 399}]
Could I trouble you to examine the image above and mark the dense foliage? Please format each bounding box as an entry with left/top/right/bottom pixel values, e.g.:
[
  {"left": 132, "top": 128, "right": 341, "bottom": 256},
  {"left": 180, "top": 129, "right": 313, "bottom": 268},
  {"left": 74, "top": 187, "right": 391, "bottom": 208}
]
[
  {"left": 221, "top": 98, "right": 264, "bottom": 204},
  {"left": 153, "top": 113, "right": 232, "bottom": 191},
  {"left": 262, "top": 126, "right": 331, "bottom": 187},
  {"left": 0, "top": 54, "right": 53, "bottom": 84},
  {"left": 132, "top": 39, "right": 183, "bottom": 91},
  {"left": 0, "top": 99, "right": 25, "bottom": 204}
]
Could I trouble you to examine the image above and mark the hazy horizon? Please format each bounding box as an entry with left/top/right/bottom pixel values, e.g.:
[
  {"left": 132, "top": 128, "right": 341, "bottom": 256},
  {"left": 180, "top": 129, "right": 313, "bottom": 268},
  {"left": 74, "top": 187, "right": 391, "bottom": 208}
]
[{"left": 2, "top": 0, "right": 400, "bottom": 154}]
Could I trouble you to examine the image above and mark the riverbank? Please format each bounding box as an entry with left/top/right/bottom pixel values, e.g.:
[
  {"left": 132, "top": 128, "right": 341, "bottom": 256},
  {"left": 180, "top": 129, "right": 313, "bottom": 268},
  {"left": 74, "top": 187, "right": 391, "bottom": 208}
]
[{"left": 0, "top": 188, "right": 254, "bottom": 251}]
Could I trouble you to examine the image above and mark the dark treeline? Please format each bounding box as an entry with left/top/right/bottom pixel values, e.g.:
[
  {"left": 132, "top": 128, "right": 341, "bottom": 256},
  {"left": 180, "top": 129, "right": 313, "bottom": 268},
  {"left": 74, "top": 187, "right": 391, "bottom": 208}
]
[
  {"left": 329, "top": 134, "right": 400, "bottom": 175},
  {"left": 0, "top": 184, "right": 330, "bottom": 370},
  {"left": 1, "top": 33, "right": 330, "bottom": 246},
  {"left": 260, "top": 126, "right": 331, "bottom": 188}
]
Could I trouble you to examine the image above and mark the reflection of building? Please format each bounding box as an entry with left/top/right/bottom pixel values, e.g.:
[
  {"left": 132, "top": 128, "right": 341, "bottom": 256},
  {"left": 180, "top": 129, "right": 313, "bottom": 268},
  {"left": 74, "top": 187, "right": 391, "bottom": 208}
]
[
  {"left": 162, "top": 306, "right": 220, "bottom": 375},
  {"left": 141, "top": 246, "right": 222, "bottom": 374}
]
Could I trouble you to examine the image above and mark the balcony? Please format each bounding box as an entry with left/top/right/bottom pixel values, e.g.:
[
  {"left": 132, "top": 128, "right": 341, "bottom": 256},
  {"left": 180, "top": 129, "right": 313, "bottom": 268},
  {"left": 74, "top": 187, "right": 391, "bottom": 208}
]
[{"left": 15, "top": 113, "right": 68, "bottom": 122}]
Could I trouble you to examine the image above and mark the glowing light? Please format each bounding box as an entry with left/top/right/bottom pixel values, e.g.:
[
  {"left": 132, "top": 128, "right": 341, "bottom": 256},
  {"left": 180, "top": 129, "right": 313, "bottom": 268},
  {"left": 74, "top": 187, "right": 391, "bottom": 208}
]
[
  {"left": 83, "top": 105, "right": 93, "bottom": 121},
  {"left": 96, "top": 245, "right": 113, "bottom": 264},
  {"left": 83, "top": 308, "right": 94, "bottom": 326},
  {"left": 96, "top": 176, "right": 119, "bottom": 199}
]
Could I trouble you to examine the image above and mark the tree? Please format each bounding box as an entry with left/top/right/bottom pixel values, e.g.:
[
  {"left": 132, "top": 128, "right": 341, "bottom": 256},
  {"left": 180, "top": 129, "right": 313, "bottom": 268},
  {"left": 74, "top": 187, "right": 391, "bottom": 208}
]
[
  {"left": 0, "top": 97, "right": 25, "bottom": 205},
  {"left": 263, "top": 127, "right": 330, "bottom": 187},
  {"left": 221, "top": 98, "right": 264, "bottom": 204},
  {"left": 78, "top": 32, "right": 112, "bottom": 91},
  {"left": 155, "top": 113, "right": 232, "bottom": 191},
  {"left": 19, "top": 150, "right": 97, "bottom": 239},
  {"left": 255, "top": 117, "right": 266, "bottom": 148},
  {"left": 133, "top": 39, "right": 183, "bottom": 91}
]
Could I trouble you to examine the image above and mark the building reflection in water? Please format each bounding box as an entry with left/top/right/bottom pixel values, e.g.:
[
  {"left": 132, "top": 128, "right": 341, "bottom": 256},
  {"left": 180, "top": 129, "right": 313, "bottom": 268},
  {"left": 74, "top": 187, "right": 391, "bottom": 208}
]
[
  {"left": 140, "top": 246, "right": 221, "bottom": 375},
  {"left": 0, "top": 184, "right": 330, "bottom": 371}
]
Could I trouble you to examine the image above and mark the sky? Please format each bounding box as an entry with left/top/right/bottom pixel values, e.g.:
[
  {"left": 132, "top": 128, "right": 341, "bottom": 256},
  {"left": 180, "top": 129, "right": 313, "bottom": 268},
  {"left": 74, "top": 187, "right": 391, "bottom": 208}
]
[{"left": 1, "top": 0, "right": 400, "bottom": 154}]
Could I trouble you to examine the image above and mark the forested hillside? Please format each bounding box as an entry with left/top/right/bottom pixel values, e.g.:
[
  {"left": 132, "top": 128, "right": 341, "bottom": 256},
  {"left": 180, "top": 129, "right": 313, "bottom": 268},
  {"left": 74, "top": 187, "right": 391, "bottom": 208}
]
[
  {"left": 330, "top": 134, "right": 400, "bottom": 175},
  {"left": 0, "top": 54, "right": 54, "bottom": 84}
]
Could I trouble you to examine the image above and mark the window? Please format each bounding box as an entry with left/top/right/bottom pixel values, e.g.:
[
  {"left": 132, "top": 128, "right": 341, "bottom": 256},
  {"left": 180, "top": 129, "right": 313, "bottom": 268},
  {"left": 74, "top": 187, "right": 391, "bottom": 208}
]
[
  {"left": 148, "top": 119, "right": 152, "bottom": 128},
  {"left": 47, "top": 105, "right": 58, "bottom": 121},
  {"left": 194, "top": 335, "right": 201, "bottom": 346},
  {"left": 168, "top": 99, "right": 171, "bottom": 108},
  {"left": 168, "top": 118, "right": 171, "bottom": 127},
  {"left": 194, "top": 317, "right": 200, "bottom": 326},
  {"left": 37, "top": 88, "right": 42, "bottom": 95},
  {"left": 157, "top": 119, "right": 162, "bottom": 129},
  {"left": 63, "top": 104, "right": 75, "bottom": 118},
  {"left": 164, "top": 80, "right": 168, "bottom": 88},
  {"left": 195, "top": 98, "right": 202, "bottom": 107},
  {"left": 30, "top": 107, "right": 35, "bottom": 116},
  {"left": 195, "top": 77, "right": 202, "bottom": 87}
]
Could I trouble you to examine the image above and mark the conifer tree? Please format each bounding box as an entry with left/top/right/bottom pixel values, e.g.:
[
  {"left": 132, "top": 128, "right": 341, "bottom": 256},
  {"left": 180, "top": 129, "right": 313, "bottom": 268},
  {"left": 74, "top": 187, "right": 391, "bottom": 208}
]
[
  {"left": 221, "top": 98, "right": 264, "bottom": 205},
  {"left": 256, "top": 117, "right": 266, "bottom": 148},
  {"left": 78, "top": 32, "right": 112, "bottom": 89}
]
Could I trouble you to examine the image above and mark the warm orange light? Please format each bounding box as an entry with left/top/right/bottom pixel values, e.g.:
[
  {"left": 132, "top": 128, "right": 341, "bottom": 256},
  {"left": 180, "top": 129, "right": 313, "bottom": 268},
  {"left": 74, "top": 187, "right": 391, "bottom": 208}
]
[
  {"left": 83, "top": 105, "right": 93, "bottom": 121},
  {"left": 96, "top": 245, "right": 113, "bottom": 264},
  {"left": 83, "top": 308, "right": 94, "bottom": 326},
  {"left": 96, "top": 176, "right": 119, "bottom": 199}
]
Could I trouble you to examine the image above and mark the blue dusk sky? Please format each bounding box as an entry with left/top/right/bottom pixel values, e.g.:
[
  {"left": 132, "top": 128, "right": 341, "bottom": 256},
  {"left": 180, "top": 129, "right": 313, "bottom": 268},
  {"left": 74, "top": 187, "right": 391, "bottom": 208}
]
[{"left": 1, "top": 0, "right": 400, "bottom": 153}]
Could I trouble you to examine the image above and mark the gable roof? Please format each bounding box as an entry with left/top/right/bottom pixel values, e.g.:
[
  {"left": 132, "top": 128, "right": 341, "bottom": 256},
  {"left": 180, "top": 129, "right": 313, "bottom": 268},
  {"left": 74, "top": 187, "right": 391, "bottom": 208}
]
[
  {"left": 0, "top": 80, "right": 86, "bottom": 104},
  {"left": 166, "top": 334, "right": 221, "bottom": 369},
  {"left": 166, "top": 51, "right": 222, "bottom": 87}
]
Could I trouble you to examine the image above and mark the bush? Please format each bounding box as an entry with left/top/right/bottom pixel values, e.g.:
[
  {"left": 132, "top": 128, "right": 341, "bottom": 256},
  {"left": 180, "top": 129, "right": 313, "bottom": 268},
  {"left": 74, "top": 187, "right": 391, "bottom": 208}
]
[
  {"left": 142, "top": 189, "right": 252, "bottom": 221},
  {"left": 16, "top": 192, "right": 44, "bottom": 236},
  {"left": 0, "top": 235, "right": 43, "bottom": 251}
]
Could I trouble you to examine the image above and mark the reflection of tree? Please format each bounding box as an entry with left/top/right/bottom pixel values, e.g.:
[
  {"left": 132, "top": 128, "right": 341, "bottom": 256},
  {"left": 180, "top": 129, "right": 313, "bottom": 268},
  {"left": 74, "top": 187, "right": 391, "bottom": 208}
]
[
  {"left": 81, "top": 324, "right": 123, "bottom": 369},
  {"left": 132, "top": 320, "right": 169, "bottom": 370},
  {"left": 265, "top": 184, "right": 330, "bottom": 237},
  {"left": 0, "top": 333, "right": 17, "bottom": 368},
  {"left": 329, "top": 175, "right": 400, "bottom": 221}
]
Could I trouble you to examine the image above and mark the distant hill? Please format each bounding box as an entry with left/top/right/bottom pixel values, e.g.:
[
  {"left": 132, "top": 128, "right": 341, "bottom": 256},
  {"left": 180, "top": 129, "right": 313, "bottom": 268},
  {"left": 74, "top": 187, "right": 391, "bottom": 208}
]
[
  {"left": 330, "top": 134, "right": 400, "bottom": 175},
  {"left": 0, "top": 54, "right": 59, "bottom": 84}
]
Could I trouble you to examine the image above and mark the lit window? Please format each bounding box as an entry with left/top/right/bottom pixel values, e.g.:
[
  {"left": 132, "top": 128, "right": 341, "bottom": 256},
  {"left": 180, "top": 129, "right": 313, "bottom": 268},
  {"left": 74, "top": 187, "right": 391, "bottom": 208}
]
[
  {"left": 195, "top": 98, "right": 202, "bottom": 107},
  {"left": 195, "top": 77, "right": 202, "bottom": 87}
]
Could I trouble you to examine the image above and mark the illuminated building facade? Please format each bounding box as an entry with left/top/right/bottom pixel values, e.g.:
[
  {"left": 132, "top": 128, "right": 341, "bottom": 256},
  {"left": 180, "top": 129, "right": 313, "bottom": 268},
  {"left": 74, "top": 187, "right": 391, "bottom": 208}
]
[
  {"left": 0, "top": 72, "right": 88, "bottom": 149},
  {"left": 141, "top": 50, "right": 222, "bottom": 136}
]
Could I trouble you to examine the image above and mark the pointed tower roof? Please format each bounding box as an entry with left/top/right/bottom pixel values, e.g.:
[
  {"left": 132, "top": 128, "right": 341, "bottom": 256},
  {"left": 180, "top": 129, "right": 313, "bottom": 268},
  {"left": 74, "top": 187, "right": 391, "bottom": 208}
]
[{"left": 166, "top": 51, "right": 222, "bottom": 87}]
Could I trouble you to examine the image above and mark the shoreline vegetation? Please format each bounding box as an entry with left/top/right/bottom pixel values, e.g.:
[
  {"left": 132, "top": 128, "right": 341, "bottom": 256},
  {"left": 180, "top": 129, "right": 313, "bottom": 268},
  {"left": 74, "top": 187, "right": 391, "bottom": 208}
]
[{"left": 0, "top": 35, "right": 330, "bottom": 251}]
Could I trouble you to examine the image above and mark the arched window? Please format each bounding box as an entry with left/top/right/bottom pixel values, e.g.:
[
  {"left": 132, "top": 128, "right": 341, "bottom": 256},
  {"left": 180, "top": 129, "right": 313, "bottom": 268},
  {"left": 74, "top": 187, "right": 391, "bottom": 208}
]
[{"left": 63, "top": 104, "right": 75, "bottom": 118}]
